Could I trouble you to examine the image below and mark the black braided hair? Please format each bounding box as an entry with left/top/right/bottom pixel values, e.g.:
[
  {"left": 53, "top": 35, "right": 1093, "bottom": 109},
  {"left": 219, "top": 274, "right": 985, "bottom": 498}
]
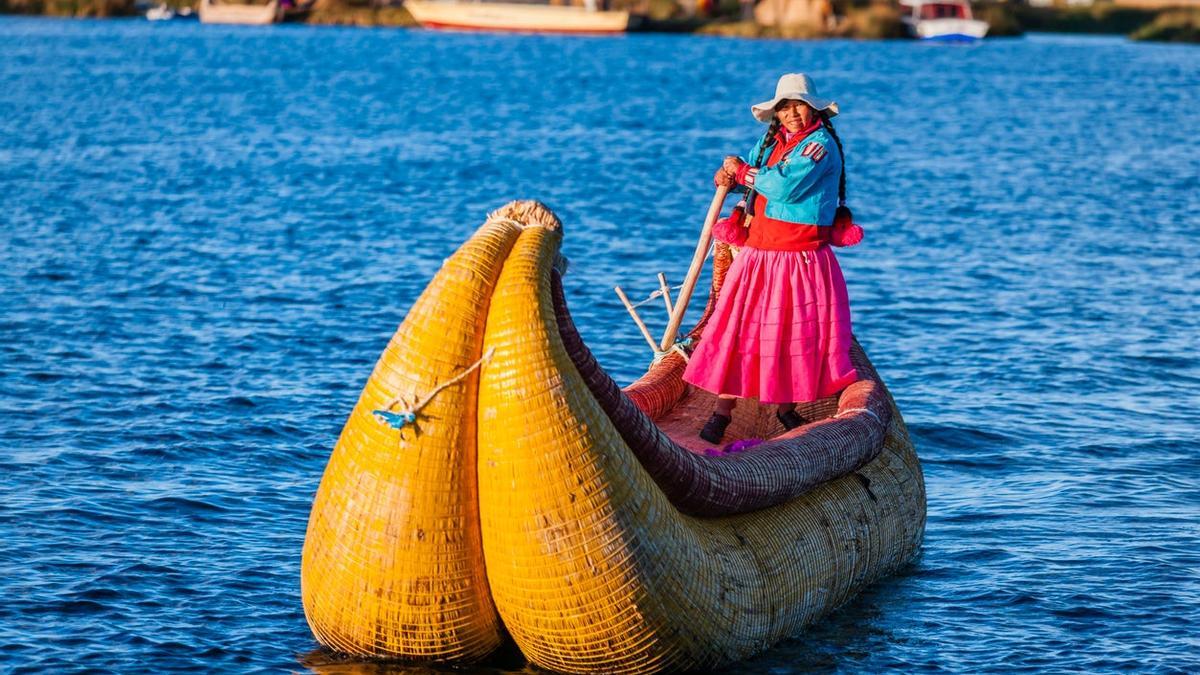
[
  {"left": 744, "top": 117, "right": 782, "bottom": 217},
  {"left": 821, "top": 111, "right": 847, "bottom": 206},
  {"left": 757, "top": 118, "right": 782, "bottom": 166}
]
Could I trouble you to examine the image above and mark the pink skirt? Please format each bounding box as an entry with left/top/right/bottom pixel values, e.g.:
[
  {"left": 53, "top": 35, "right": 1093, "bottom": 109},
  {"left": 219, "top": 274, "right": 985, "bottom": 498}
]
[{"left": 682, "top": 245, "right": 858, "bottom": 404}]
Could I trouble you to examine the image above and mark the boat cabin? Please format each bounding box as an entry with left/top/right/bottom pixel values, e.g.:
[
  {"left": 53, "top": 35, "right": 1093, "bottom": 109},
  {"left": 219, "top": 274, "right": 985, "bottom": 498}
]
[{"left": 915, "top": 1, "right": 970, "bottom": 19}]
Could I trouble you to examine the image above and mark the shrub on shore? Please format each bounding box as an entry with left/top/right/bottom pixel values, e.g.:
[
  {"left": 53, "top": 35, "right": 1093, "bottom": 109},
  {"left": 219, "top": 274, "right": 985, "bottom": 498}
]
[
  {"left": 837, "top": 2, "right": 905, "bottom": 38},
  {"left": 304, "top": 0, "right": 416, "bottom": 26},
  {"left": 1010, "top": 1, "right": 1156, "bottom": 34},
  {"left": 973, "top": 1, "right": 1022, "bottom": 37},
  {"left": 1130, "top": 9, "right": 1200, "bottom": 41},
  {"left": 0, "top": 0, "right": 132, "bottom": 16}
]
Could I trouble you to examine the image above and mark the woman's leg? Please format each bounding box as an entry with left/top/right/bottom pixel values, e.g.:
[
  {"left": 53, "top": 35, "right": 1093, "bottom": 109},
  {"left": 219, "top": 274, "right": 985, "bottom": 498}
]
[
  {"left": 700, "top": 396, "right": 737, "bottom": 443},
  {"left": 715, "top": 395, "right": 737, "bottom": 416},
  {"left": 776, "top": 402, "right": 805, "bottom": 430}
]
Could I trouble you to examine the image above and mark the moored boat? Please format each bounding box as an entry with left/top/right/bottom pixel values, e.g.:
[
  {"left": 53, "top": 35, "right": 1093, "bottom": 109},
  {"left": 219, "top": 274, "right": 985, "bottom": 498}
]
[
  {"left": 198, "top": 0, "right": 280, "bottom": 24},
  {"left": 145, "top": 4, "right": 176, "bottom": 20},
  {"left": 300, "top": 201, "right": 927, "bottom": 672},
  {"left": 404, "top": 0, "right": 637, "bottom": 34},
  {"left": 900, "top": 0, "right": 989, "bottom": 41}
]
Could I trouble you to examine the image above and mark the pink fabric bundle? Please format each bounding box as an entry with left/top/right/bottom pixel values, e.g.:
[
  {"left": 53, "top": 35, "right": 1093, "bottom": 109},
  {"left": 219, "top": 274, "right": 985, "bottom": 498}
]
[{"left": 703, "top": 438, "right": 765, "bottom": 457}]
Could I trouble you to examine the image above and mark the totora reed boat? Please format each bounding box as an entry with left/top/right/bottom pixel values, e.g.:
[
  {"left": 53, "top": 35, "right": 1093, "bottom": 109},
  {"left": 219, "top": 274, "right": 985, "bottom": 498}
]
[{"left": 300, "top": 200, "right": 926, "bottom": 672}]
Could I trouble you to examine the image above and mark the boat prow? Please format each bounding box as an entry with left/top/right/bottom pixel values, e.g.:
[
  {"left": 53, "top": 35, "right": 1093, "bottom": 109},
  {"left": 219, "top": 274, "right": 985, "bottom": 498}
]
[{"left": 301, "top": 201, "right": 927, "bottom": 672}]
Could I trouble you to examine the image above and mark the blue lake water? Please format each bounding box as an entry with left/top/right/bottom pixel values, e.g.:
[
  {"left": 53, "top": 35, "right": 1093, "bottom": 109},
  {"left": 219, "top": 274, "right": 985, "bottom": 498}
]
[{"left": 1, "top": 16, "right": 1198, "bottom": 672}]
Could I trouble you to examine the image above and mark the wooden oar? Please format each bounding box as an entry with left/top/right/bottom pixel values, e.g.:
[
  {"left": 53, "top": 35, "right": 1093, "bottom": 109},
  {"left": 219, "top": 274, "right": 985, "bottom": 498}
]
[{"left": 659, "top": 185, "right": 730, "bottom": 353}]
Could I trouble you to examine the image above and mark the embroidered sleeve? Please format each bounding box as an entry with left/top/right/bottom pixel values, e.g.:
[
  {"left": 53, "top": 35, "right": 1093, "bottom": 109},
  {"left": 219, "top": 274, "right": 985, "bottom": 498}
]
[
  {"left": 735, "top": 163, "right": 757, "bottom": 187},
  {"left": 750, "top": 139, "right": 835, "bottom": 203}
]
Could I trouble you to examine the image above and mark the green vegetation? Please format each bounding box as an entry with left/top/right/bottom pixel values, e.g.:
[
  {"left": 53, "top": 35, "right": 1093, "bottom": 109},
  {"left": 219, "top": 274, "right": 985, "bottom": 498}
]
[
  {"left": 0, "top": 0, "right": 132, "bottom": 16},
  {"left": 1010, "top": 1, "right": 1157, "bottom": 34},
  {"left": 840, "top": 2, "right": 906, "bottom": 38},
  {"left": 680, "top": 1, "right": 906, "bottom": 38},
  {"left": 304, "top": 0, "right": 416, "bottom": 27},
  {"left": 973, "top": 1, "right": 1022, "bottom": 37},
  {"left": 1130, "top": 9, "right": 1200, "bottom": 42}
]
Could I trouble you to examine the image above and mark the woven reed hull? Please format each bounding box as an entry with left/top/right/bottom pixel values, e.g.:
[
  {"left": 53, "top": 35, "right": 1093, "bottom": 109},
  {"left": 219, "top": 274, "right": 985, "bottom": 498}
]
[
  {"left": 477, "top": 212, "right": 925, "bottom": 673},
  {"left": 301, "top": 201, "right": 926, "bottom": 672},
  {"left": 300, "top": 219, "right": 523, "bottom": 660}
]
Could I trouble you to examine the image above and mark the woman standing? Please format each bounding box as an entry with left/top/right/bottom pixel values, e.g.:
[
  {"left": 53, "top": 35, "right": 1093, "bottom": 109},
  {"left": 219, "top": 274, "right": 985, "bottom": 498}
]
[{"left": 683, "top": 73, "right": 862, "bottom": 444}]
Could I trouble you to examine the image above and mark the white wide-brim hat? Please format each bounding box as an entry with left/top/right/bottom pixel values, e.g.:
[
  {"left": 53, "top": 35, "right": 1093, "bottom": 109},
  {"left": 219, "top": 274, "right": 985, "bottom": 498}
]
[{"left": 751, "top": 73, "right": 839, "bottom": 123}]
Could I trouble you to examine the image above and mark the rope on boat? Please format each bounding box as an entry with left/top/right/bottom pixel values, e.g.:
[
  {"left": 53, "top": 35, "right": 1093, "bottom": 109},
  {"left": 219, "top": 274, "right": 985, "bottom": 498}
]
[
  {"left": 373, "top": 348, "right": 496, "bottom": 430},
  {"left": 628, "top": 243, "right": 715, "bottom": 310},
  {"left": 835, "top": 407, "right": 883, "bottom": 425},
  {"left": 483, "top": 217, "right": 529, "bottom": 231},
  {"left": 631, "top": 283, "right": 687, "bottom": 310},
  {"left": 653, "top": 337, "right": 694, "bottom": 364}
]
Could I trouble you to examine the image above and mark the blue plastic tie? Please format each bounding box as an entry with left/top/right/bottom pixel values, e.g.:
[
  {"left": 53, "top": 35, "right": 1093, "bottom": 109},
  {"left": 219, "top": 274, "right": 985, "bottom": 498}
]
[{"left": 373, "top": 410, "right": 417, "bottom": 429}]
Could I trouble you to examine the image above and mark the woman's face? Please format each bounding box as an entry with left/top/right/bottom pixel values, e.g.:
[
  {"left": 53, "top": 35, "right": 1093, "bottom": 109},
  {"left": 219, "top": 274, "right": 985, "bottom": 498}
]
[{"left": 775, "top": 99, "right": 816, "bottom": 133}]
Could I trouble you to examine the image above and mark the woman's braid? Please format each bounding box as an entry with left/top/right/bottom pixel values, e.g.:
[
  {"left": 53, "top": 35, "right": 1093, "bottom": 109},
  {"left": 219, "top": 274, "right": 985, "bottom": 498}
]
[{"left": 821, "top": 112, "right": 847, "bottom": 206}]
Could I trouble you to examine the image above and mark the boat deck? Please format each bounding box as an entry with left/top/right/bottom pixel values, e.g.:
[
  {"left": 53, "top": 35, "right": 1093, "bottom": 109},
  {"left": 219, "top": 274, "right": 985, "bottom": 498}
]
[{"left": 653, "top": 385, "right": 842, "bottom": 454}]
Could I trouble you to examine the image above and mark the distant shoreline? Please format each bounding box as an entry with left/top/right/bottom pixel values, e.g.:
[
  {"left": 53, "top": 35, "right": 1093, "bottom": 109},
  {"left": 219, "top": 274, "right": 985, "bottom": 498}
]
[{"left": 1, "top": 2, "right": 1195, "bottom": 43}]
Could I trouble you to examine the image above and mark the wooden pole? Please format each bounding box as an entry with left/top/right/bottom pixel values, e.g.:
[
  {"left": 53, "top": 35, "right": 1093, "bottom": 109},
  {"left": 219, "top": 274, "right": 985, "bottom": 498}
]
[
  {"left": 656, "top": 272, "right": 674, "bottom": 318},
  {"left": 659, "top": 186, "right": 729, "bottom": 352},
  {"left": 614, "top": 285, "right": 659, "bottom": 354}
]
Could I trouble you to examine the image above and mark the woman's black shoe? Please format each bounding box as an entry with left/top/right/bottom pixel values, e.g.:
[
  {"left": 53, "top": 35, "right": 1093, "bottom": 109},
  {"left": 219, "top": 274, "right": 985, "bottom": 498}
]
[
  {"left": 776, "top": 409, "right": 805, "bottom": 431},
  {"left": 699, "top": 413, "right": 732, "bottom": 444}
]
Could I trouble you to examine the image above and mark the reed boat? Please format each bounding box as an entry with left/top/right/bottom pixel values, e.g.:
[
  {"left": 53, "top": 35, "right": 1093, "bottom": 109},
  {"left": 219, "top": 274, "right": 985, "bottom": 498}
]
[
  {"left": 404, "top": 0, "right": 637, "bottom": 34},
  {"left": 300, "top": 201, "right": 926, "bottom": 672}
]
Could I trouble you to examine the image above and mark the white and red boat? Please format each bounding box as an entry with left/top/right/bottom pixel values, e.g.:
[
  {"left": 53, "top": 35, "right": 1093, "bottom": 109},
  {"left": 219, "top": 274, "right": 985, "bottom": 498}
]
[
  {"left": 404, "top": 0, "right": 638, "bottom": 34},
  {"left": 900, "top": 0, "right": 989, "bottom": 41}
]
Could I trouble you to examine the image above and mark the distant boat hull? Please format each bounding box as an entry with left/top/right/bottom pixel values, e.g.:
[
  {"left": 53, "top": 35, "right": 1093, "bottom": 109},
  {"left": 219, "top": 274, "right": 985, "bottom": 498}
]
[
  {"left": 199, "top": 0, "right": 280, "bottom": 25},
  {"left": 906, "top": 17, "right": 989, "bottom": 40},
  {"left": 404, "top": 1, "right": 634, "bottom": 34}
]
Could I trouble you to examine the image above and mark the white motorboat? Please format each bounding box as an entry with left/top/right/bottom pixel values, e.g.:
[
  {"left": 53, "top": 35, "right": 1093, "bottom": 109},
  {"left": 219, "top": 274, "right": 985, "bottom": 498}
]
[{"left": 900, "top": 0, "right": 989, "bottom": 41}]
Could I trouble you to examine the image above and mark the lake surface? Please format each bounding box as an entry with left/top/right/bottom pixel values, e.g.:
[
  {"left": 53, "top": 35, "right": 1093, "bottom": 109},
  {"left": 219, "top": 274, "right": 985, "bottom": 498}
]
[{"left": 1, "top": 16, "right": 1198, "bottom": 673}]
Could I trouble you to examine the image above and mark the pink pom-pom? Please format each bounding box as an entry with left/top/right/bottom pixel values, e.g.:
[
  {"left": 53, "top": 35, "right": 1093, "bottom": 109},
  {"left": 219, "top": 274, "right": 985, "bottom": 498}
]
[
  {"left": 830, "top": 205, "right": 864, "bottom": 248},
  {"left": 831, "top": 223, "right": 864, "bottom": 247},
  {"left": 712, "top": 208, "right": 748, "bottom": 246}
]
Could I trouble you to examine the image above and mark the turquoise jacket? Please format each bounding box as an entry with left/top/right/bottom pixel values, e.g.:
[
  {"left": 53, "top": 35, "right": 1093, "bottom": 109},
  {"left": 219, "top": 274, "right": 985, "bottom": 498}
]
[{"left": 743, "top": 125, "right": 842, "bottom": 226}]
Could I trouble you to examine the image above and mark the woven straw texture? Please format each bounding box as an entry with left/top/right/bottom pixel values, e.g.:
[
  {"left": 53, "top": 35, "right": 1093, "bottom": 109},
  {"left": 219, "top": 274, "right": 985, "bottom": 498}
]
[
  {"left": 302, "top": 200, "right": 926, "bottom": 672},
  {"left": 556, "top": 272, "right": 891, "bottom": 517},
  {"left": 477, "top": 204, "right": 926, "bottom": 673},
  {"left": 300, "top": 215, "right": 524, "bottom": 660}
]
